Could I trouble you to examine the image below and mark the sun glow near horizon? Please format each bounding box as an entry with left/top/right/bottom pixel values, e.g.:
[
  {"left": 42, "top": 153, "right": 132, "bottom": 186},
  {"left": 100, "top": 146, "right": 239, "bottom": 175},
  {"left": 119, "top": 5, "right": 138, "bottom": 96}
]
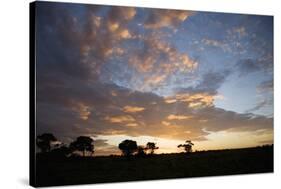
[{"left": 93, "top": 127, "right": 273, "bottom": 156}]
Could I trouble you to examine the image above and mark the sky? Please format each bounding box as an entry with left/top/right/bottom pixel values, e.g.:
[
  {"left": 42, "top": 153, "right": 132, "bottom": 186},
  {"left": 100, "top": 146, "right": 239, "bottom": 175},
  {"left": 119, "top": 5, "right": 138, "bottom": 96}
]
[{"left": 35, "top": 2, "right": 273, "bottom": 156}]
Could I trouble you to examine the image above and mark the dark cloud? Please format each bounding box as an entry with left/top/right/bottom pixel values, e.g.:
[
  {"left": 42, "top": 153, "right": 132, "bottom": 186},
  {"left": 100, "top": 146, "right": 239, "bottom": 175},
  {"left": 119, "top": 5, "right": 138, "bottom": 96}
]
[
  {"left": 36, "top": 2, "right": 138, "bottom": 86},
  {"left": 235, "top": 54, "right": 273, "bottom": 76},
  {"left": 37, "top": 76, "right": 273, "bottom": 145},
  {"left": 197, "top": 70, "right": 230, "bottom": 92},
  {"left": 36, "top": 2, "right": 93, "bottom": 81},
  {"left": 245, "top": 79, "right": 273, "bottom": 114},
  {"left": 246, "top": 99, "right": 270, "bottom": 113},
  {"left": 166, "top": 70, "right": 230, "bottom": 108},
  {"left": 177, "top": 70, "right": 230, "bottom": 94},
  {"left": 257, "top": 79, "right": 273, "bottom": 93},
  {"left": 235, "top": 59, "right": 260, "bottom": 75}
]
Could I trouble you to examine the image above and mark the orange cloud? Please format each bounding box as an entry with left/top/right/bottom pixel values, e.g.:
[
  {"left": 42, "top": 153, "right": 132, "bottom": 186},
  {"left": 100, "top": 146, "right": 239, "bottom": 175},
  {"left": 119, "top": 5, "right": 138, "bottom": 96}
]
[
  {"left": 71, "top": 103, "right": 91, "bottom": 120},
  {"left": 143, "top": 74, "right": 167, "bottom": 86},
  {"left": 79, "top": 6, "right": 137, "bottom": 74},
  {"left": 144, "top": 10, "right": 194, "bottom": 29},
  {"left": 128, "top": 36, "right": 198, "bottom": 92},
  {"left": 108, "top": 22, "right": 119, "bottom": 31},
  {"left": 182, "top": 55, "right": 198, "bottom": 69},
  {"left": 202, "top": 38, "right": 231, "bottom": 52},
  {"left": 125, "top": 123, "right": 138, "bottom": 127},
  {"left": 165, "top": 93, "right": 216, "bottom": 108},
  {"left": 119, "top": 29, "right": 132, "bottom": 39},
  {"left": 123, "top": 106, "right": 145, "bottom": 113},
  {"left": 199, "top": 119, "right": 208, "bottom": 123},
  {"left": 129, "top": 56, "right": 156, "bottom": 72},
  {"left": 113, "top": 7, "right": 136, "bottom": 21},
  {"left": 167, "top": 114, "right": 193, "bottom": 120},
  {"left": 161, "top": 121, "right": 171, "bottom": 126},
  {"left": 104, "top": 115, "right": 135, "bottom": 123},
  {"left": 111, "top": 90, "right": 117, "bottom": 96},
  {"left": 164, "top": 99, "right": 177, "bottom": 104}
]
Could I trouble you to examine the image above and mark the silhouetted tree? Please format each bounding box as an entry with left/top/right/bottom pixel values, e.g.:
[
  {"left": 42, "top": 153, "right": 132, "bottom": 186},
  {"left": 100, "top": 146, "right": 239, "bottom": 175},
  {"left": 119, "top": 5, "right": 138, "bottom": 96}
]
[
  {"left": 70, "top": 136, "right": 94, "bottom": 157},
  {"left": 51, "top": 146, "right": 72, "bottom": 158},
  {"left": 36, "top": 133, "right": 57, "bottom": 153},
  {"left": 145, "top": 142, "right": 159, "bottom": 155},
  {"left": 178, "top": 140, "right": 194, "bottom": 154},
  {"left": 136, "top": 145, "right": 146, "bottom": 157},
  {"left": 118, "top": 140, "right": 138, "bottom": 157}
]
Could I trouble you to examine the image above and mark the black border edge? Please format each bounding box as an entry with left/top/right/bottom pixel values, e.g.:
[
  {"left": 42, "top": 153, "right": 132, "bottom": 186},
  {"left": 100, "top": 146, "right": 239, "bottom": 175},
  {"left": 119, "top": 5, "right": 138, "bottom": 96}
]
[{"left": 29, "top": 1, "right": 36, "bottom": 187}]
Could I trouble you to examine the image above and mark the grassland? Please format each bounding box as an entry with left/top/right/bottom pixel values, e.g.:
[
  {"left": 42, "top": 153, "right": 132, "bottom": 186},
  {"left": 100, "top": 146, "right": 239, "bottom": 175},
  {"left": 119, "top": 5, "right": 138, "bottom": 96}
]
[{"left": 35, "top": 145, "right": 273, "bottom": 187}]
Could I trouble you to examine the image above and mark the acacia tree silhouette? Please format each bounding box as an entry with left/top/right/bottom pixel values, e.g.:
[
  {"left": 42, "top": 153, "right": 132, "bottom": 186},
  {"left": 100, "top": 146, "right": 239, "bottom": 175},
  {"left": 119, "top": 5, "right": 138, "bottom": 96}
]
[
  {"left": 146, "top": 142, "right": 159, "bottom": 155},
  {"left": 70, "top": 136, "right": 94, "bottom": 157},
  {"left": 178, "top": 140, "right": 194, "bottom": 154},
  {"left": 36, "top": 133, "right": 57, "bottom": 153},
  {"left": 118, "top": 140, "right": 138, "bottom": 157}
]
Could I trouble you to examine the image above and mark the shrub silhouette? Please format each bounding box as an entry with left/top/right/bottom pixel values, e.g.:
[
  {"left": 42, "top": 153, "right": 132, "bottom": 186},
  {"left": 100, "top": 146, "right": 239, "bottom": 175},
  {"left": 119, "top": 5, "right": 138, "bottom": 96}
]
[
  {"left": 70, "top": 136, "right": 94, "bottom": 157},
  {"left": 136, "top": 145, "right": 146, "bottom": 157},
  {"left": 118, "top": 140, "right": 138, "bottom": 157},
  {"left": 36, "top": 133, "right": 57, "bottom": 153},
  {"left": 146, "top": 142, "right": 159, "bottom": 155},
  {"left": 51, "top": 146, "right": 72, "bottom": 157},
  {"left": 178, "top": 140, "right": 194, "bottom": 154}
]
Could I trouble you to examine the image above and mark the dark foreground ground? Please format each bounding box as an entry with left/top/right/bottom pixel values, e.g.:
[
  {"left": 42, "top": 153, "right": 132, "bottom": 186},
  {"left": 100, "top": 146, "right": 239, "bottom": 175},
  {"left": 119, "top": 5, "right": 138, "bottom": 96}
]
[{"left": 35, "top": 146, "right": 273, "bottom": 187}]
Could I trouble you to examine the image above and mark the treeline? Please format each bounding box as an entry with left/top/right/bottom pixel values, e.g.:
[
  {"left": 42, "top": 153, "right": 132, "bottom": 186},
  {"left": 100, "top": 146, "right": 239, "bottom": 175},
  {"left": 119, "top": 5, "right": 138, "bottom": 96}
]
[{"left": 36, "top": 133, "right": 195, "bottom": 158}]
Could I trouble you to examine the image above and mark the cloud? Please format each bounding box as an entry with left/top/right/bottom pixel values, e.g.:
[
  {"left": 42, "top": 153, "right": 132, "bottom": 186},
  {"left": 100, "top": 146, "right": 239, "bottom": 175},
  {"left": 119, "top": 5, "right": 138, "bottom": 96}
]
[
  {"left": 246, "top": 99, "right": 269, "bottom": 113},
  {"left": 36, "top": 3, "right": 138, "bottom": 84},
  {"left": 107, "top": 6, "right": 136, "bottom": 22},
  {"left": 162, "top": 121, "right": 171, "bottom": 126},
  {"left": 235, "top": 59, "right": 260, "bottom": 75},
  {"left": 197, "top": 70, "right": 230, "bottom": 92},
  {"left": 165, "top": 93, "right": 215, "bottom": 108},
  {"left": 257, "top": 79, "right": 273, "bottom": 93},
  {"left": 164, "top": 70, "right": 229, "bottom": 108},
  {"left": 167, "top": 114, "right": 193, "bottom": 120},
  {"left": 35, "top": 3, "right": 197, "bottom": 95},
  {"left": 202, "top": 38, "right": 231, "bottom": 52},
  {"left": 177, "top": 70, "right": 230, "bottom": 94},
  {"left": 104, "top": 115, "right": 136, "bottom": 123},
  {"left": 127, "top": 35, "right": 198, "bottom": 92},
  {"left": 228, "top": 26, "right": 247, "bottom": 38},
  {"left": 246, "top": 79, "right": 273, "bottom": 114},
  {"left": 123, "top": 106, "right": 145, "bottom": 113},
  {"left": 125, "top": 123, "right": 139, "bottom": 127},
  {"left": 129, "top": 36, "right": 197, "bottom": 73},
  {"left": 37, "top": 78, "right": 273, "bottom": 144},
  {"left": 71, "top": 103, "right": 91, "bottom": 120},
  {"left": 79, "top": 6, "right": 137, "bottom": 71},
  {"left": 235, "top": 53, "right": 273, "bottom": 76},
  {"left": 144, "top": 9, "right": 194, "bottom": 29},
  {"left": 164, "top": 99, "right": 177, "bottom": 104}
]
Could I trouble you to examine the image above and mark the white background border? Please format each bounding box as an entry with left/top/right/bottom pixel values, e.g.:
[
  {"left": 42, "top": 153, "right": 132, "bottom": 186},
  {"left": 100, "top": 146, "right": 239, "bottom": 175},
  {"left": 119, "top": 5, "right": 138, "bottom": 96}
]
[{"left": 0, "top": 0, "right": 280, "bottom": 188}]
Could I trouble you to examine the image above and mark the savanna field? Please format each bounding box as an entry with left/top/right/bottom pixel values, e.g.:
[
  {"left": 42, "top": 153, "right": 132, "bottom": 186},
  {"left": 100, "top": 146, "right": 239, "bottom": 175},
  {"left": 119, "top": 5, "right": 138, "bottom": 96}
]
[{"left": 36, "top": 145, "right": 273, "bottom": 187}]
